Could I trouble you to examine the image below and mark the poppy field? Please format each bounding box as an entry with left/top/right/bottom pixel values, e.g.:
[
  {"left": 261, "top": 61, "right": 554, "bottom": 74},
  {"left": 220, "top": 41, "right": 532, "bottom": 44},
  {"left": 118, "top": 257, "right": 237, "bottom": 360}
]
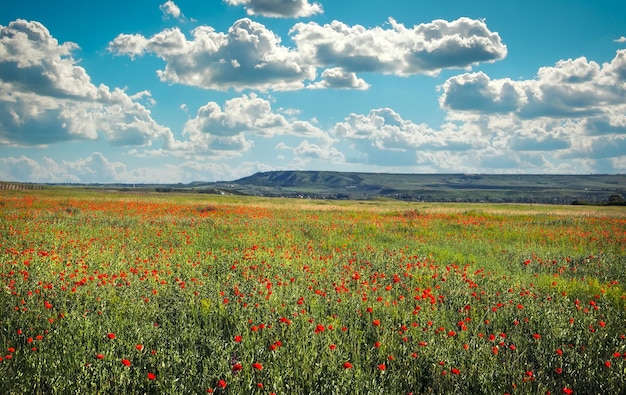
[{"left": 1, "top": 191, "right": 625, "bottom": 394}]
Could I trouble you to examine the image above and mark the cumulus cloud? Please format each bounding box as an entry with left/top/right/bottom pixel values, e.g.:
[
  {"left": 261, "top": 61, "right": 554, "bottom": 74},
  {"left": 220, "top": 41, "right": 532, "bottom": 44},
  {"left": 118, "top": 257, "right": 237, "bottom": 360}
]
[
  {"left": 440, "top": 50, "right": 626, "bottom": 119},
  {"left": 292, "top": 140, "right": 345, "bottom": 162},
  {"left": 109, "top": 16, "right": 506, "bottom": 91},
  {"left": 224, "top": 0, "right": 323, "bottom": 18},
  {"left": 435, "top": 49, "right": 626, "bottom": 170},
  {"left": 334, "top": 108, "right": 479, "bottom": 152},
  {"left": 174, "top": 93, "right": 330, "bottom": 158},
  {"left": 615, "top": 36, "right": 626, "bottom": 43},
  {"left": 307, "top": 67, "right": 370, "bottom": 90},
  {"left": 0, "top": 19, "right": 173, "bottom": 147},
  {"left": 160, "top": 1, "right": 183, "bottom": 20},
  {"left": 291, "top": 17, "right": 507, "bottom": 76},
  {"left": 0, "top": 152, "right": 264, "bottom": 183},
  {"left": 108, "top": 18, "right": 315, "bottom": 91}
]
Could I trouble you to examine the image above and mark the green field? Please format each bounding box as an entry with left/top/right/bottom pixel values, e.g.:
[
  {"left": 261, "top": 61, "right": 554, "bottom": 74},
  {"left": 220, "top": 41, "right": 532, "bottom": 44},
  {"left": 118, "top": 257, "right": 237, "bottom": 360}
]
[{"left": 1, "top": 190, "right": 624, "bottom": 394}]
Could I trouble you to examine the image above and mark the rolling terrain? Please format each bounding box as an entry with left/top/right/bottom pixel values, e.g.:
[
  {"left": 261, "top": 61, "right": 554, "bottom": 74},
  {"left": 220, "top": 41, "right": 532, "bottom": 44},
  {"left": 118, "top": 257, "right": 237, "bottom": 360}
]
[{"left": 10, "top": 171, "right": 625, "bottom": 204}]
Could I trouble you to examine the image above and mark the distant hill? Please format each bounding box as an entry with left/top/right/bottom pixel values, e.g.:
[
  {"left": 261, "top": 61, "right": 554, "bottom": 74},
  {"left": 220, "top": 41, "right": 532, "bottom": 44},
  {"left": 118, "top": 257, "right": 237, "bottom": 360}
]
[
  {"left": 221, "top": 171, "right": 625, "bottom": 204},
  {"left": 12, "top": 171, "right": 626, "bottom": 204}
]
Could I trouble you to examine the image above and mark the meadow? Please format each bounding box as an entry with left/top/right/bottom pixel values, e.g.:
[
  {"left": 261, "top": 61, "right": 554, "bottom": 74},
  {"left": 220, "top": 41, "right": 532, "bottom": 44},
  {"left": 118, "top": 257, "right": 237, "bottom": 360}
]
[{"left": 0, "top": 190, "right": 624, "bottom": 394}]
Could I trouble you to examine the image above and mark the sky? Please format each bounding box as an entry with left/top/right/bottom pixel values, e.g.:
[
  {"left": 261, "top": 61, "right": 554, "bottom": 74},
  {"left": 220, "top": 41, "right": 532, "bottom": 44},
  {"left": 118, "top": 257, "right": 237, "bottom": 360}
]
[{"left": 1, "top": 0, "right": 626, "bottom": 183}]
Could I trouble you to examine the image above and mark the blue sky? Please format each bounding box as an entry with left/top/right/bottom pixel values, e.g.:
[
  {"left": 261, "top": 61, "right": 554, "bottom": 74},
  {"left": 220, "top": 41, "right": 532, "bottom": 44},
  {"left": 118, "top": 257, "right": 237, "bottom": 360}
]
[{"left": 1, "top": 0, "right": 625, "bottom": 183}]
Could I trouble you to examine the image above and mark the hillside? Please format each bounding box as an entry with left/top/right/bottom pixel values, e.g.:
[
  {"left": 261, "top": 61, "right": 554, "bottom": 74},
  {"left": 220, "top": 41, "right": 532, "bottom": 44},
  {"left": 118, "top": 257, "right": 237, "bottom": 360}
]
[
  {"left": 9, "top": 171, "right": 625, "bottom": 204},
  {"left": 220, "top": 171, "right": 625, "bottom": 204}
]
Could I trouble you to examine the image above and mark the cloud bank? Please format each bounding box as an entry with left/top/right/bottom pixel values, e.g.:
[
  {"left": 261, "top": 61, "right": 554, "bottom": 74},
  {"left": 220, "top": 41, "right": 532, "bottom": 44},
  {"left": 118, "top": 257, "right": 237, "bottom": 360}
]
[
  {"left": 109, "top": 17, "right": 507, "bottom": 91},
  {"left": 0, "top": 19, "right": 174, "bottom": 147}
]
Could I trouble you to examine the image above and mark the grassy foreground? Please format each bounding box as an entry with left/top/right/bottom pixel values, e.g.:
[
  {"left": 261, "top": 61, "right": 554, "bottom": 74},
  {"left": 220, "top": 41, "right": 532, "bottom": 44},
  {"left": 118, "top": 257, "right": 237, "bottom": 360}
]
[{"left": 1, "top": 191, "right": 625, "bottom": 394}]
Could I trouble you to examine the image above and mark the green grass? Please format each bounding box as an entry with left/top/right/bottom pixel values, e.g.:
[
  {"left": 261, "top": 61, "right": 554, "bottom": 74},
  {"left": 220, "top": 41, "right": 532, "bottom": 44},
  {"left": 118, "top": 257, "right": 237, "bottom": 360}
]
[{"left": 0, "top": 190, "right": 624, "bottom": 394}]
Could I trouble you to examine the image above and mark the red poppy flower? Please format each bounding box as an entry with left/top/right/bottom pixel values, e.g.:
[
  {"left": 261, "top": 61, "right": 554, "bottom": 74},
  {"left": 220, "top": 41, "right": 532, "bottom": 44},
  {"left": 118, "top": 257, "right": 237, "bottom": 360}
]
[
  {"left": 217, "top": 379, "right": 227, "bottom": 389},
  {"left": 234, "top": 335, "right": 242, "bottom": 343},
  {"left": 343, "top": 362, "right": 353, "bottom": 369},
  {"left": 107, "top": 333, "right": 116, "bottom": 339},
  {"left": 95, "top": 353, "right": 105, "bottom": 360},
  {"left": 378, "top": 364, "right": 386, "bottom": 371},
  {"left": 147, "top": 372, "right": 156, "bottom": 380},
  {"left": 252, "top": 362, "right": 263, "bottom": 371},
  {"left": 232, "top": 363, "right": 242, "bottom": 372},
  {"left": 372, "top": 319, "right": 380, "bottom": 326},
  {"left": 121, "top": 359, "right": 131, "bottom": 367},
  {"left": 562, "top": 388, "right": 573, "bottom": 395},
  {"left": 136, "top": 344, "right": 144, "bottom": 351},
  {"left": 451, "top": 368, "right": 460, "bottom": 375}
]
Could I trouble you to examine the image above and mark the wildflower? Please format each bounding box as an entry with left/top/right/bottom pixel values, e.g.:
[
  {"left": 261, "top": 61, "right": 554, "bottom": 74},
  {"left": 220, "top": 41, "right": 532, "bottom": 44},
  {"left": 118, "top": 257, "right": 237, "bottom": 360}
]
[
  {"left": 233, "top": 335, "right": 243, "bottom": 343},
  {"left": 95, "top": 353, "right": 105, "bottom": 360},
  {"left": 136, "top": 344, "right": 144, "bottom": 351},
  {"left": 217, "top": 379, "right": 227, "bottom": 389},
  {"left": 107, "top": 333, "right": 116, "bottom": 339},
  {"left": 555, "top": 367, "right": 563, "bottom": 375},
  {"left": 532, "top": 333, "right": 541, "bottom": 340},
  {"left": 562, "top": 388, "right": 573, "bottom": 394},
  {"left": 372, "top": 319, "right": 381, "bottom": 327},
  {"left": 604, "top": 361, "right": 611, "bottom": 368},
  {"left": 451, "top": 368, "right": 460, "bottom": 375},
  {"left": 343, "top": 362, "right": 353, "bottom": 369},
  {"left": 329, "top": 344, "right": 336, "bottom": 350},
  {"left": 252, "top": 362, "right": 263, "bottom": 371},
  {"left": 378, "top": 364, "right": 386, "bottom": 371},
  {"left": 121, "top": 359, "right": 131, "bottom": 367},
  {"left": 147, "top": 372, "right": 156, "bottom": 380},
  {"left": 232, "top": 363, "right": 242, "bottom": 373}
]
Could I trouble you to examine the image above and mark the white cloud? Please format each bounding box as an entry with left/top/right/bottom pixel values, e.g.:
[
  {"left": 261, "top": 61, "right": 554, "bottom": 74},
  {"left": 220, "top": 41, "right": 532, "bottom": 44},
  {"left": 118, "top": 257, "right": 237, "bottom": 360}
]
[
  {"left": 0, "top": 20, "right": 174, "bottom": 147},
  {"left": 435, "top": 49, "right": 626, "bottom": 170},
  {"left": 440, "top": 50, "right": 626, "bottom": 119},
  {"left": 614, "top": 36, "right": 626, "bottom": 43},
  {"left": 0, "top": 152, "right": 267, "bottom": 183},
  {"left": 160, "top": 1, "right": 183, "bottom": 20},
  {"left": 0, "top": 155, "right": 77, "bottom": 182},
  {"left": 307, "top": 67, "right": 370, "bottom": 90},
  {"left": 334, "top": 108, "right": 479, "bottom": 153},
  {"left": 292, "top": 140, "right": 345, "bottom": 162},
  {"left": 108, "top": 19, "right": 316, "bottom": 91},
  {"left": 173, "top": 93, "right": 330, "bottom": 158},
  {"left": 224, "top": 0, "right": 323, "bottom": 18},
  {"left": 291, "top": 17, "right": 507, "bottom": 76},
  {"left": 109, "top": 17, "right": 507, "bottom": 91}
]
